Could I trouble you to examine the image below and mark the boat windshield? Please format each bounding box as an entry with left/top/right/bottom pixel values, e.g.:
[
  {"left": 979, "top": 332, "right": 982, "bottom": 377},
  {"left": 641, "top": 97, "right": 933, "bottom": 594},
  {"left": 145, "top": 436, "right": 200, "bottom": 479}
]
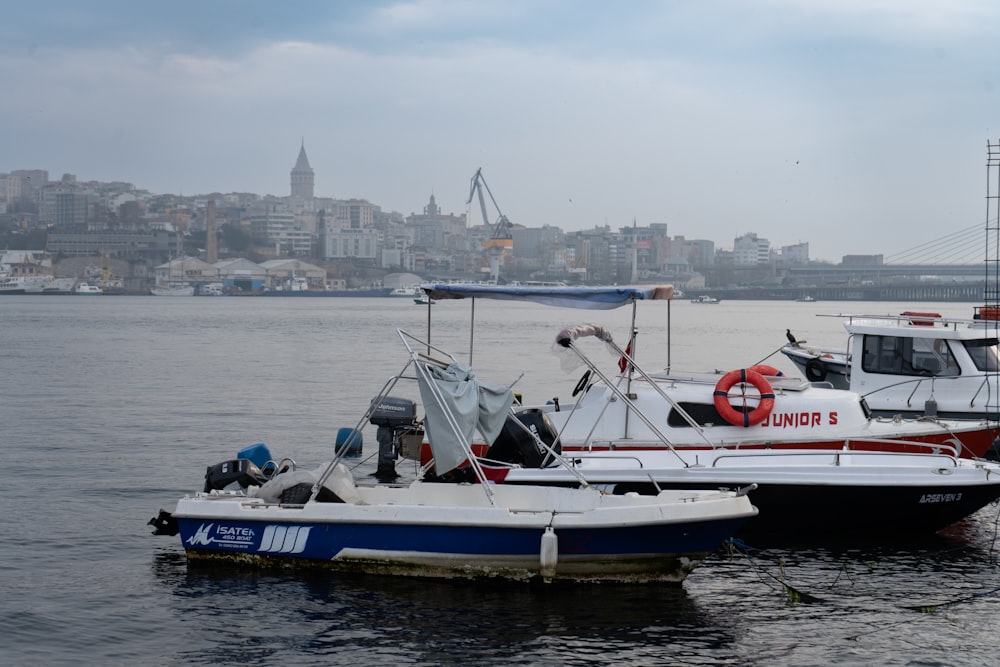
[
  {"left": 962, "top": 338, "right": 1000, "bottom": 372},
  {"left": 860, "top": 335, "right": 961, "bottom": 377}
]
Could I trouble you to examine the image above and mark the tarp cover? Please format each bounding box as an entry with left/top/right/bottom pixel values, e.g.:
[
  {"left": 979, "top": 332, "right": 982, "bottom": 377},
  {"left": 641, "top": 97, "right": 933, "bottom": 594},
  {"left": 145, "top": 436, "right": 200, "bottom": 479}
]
[
  {"left": 416, "top": 361, "right": 515, "bottom": 474},
  {"left": 420, "top": 283, "right": 674, "bottom": 310}
]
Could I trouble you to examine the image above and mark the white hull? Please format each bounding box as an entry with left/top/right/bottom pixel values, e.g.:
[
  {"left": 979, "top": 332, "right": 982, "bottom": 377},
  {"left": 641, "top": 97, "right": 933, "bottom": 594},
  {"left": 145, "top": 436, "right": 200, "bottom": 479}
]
[
  {"left": 166, "top": 465, "right": 754, "bottom": 583},
  {"left": 150, "top": 285, "right": 195, "bottom": 297}
]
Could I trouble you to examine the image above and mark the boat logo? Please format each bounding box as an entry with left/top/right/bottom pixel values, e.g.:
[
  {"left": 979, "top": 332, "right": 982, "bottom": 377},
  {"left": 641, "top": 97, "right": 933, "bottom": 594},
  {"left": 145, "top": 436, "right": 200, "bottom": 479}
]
[
  {"left": 186, "top": 523, "right": 257, "bottom": 549},
  {"left": 258, "top": 525, "right": 311, "bottom": 554},
  {"left": 187, "top": 523, "right": 217, "bottom": 546},
  {"left": 186, "top": 523, "right": 310, "bottom": 553}
]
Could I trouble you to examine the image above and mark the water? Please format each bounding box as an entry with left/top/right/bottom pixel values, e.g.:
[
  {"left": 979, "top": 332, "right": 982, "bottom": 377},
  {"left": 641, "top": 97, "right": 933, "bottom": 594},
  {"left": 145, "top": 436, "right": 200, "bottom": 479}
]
[{"left": 4, "top": 295, "right": 1000, "bottom": 666}]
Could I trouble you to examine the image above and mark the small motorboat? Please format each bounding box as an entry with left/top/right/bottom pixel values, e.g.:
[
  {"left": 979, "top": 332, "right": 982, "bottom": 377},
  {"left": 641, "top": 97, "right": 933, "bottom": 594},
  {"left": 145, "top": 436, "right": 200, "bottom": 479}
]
[
  {"left": 150, "top": 329, "right": 756, "bottom": 583},
  {"left": 73, "top": 282, "right": 103, "bottom": 295}
]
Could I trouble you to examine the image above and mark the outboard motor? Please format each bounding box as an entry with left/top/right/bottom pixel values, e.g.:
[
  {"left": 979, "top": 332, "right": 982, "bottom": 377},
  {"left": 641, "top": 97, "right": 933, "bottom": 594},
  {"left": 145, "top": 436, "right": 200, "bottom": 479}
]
[
  {"left": 486, "top": 408, "right": 561, "bottom": 469},
  {"left": 203, "top": 458, "right": 269, "bottom": 492},
  {"left": 369, "top": 396, "right": 419, "bottom": 480}
]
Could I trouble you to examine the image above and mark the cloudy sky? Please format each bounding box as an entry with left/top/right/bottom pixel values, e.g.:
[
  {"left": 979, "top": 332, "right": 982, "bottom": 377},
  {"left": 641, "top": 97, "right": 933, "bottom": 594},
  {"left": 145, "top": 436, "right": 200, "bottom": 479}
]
[{"left": 4, "top": 1, "right": 999, "bottom": 262}]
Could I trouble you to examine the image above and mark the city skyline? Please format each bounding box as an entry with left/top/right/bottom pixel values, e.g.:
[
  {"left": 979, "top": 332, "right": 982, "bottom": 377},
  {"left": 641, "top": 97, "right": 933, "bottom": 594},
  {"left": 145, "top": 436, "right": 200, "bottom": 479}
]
[
  {"left": 4, "top": 2, "right": 1000, "bottom": 262},
  {"left": 1, "top": 147, "right": 986, "bottom": 267}
]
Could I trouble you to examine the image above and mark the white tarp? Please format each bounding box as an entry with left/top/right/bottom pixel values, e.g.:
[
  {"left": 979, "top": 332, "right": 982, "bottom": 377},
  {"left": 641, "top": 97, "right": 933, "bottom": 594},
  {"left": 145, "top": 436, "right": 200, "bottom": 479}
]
[{"left": 416, "top": 361, "right": 514, "bottom": 474}]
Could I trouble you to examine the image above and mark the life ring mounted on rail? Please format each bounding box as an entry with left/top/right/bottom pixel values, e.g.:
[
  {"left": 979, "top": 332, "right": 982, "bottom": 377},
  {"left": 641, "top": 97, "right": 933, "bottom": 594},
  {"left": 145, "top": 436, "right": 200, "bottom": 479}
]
[
  {"left": 713, "top": 368, "right": 776, "bottom": 427},
  {"left": 746, "top": 364, "right": 784, "bottom": 378}
]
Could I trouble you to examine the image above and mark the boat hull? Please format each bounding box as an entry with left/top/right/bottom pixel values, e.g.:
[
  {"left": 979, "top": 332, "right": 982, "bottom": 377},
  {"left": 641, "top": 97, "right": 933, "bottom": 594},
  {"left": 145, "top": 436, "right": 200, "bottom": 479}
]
[
  {"left": 172, "top": 484, "right": 754, "bottom": 583},
  {"left": 500, "top": 450, "right": 1000, "bottom": 540}
]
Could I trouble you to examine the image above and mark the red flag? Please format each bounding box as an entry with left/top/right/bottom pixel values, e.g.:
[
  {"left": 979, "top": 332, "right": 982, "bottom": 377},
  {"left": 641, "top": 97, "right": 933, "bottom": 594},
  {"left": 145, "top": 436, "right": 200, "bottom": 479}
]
[{"left": 618, "top": 342, "right": 632, "bottom": 373}]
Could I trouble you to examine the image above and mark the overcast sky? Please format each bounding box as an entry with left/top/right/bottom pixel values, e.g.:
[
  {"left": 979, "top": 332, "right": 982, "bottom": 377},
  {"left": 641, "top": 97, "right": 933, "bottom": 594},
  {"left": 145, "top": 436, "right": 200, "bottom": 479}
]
[{"left": 4, "top": 1, "right": 999, "bottom": 262}]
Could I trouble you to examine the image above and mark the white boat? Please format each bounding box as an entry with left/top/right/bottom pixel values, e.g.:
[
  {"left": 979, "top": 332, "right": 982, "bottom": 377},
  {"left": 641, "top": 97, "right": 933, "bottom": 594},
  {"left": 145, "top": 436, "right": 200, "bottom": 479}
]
[
  {"left": 400, "top": 283, "right": 1000, "bottom": 539},
  {"left": 0, "top": 272, "right": 62, "bottom": 294},
  {"left": 389, "top": 284, "right": 420, "bottom": 297},
  {"left": 149, "top": 329, "right": 756, "bottom": 583},
  {"left": 197, "top": 283, "right": 225, "bottom": 296},
  {"left": 419, "top": 285, "right": 998, "bottom": 458},
  {"left": 780, "top": 309, "right": 1000, "bottom": 421},
  {"left": 42, "top": 277, "right": 77, "bottom": 294},
  {"left": 150, "top": 284, "right": 195, "bottom": 297},
  {"left": 73, "top": 282, "right": 104, "bottom": 295},
  {"left": 691, "top": 295, "right": 720, "bottom": 304}
]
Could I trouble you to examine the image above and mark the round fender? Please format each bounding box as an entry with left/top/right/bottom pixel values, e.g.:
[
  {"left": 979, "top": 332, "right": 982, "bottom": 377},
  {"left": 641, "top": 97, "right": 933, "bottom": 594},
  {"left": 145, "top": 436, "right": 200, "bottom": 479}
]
[
  {"left": 747, "top": 364, "right": 784, "bottom": 377},
  {"left": 713, "top": 368, "right": 776, "bottom": 427},
  {"left": 804, "top": 358, "right": 828, "bottom": 382}
]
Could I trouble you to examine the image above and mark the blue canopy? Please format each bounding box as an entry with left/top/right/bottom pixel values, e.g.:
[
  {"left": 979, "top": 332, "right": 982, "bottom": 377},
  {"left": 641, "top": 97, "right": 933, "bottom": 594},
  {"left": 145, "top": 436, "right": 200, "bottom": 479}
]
[{"left": 420, "top": 283, "right": 674, "bottom": 310}]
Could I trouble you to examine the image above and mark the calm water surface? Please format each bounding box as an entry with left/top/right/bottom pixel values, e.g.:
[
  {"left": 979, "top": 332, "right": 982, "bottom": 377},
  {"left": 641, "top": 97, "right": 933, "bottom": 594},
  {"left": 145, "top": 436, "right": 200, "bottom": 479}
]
[{"left": 4, "top": 295, "right": 999, "bottom": 666}]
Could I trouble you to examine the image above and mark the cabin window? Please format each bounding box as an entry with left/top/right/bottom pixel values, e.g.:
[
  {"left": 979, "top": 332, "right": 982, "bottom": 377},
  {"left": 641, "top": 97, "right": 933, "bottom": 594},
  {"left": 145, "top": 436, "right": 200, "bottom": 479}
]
[
  {"left": 963, "top": 338, "right": 1000, "bottom": 372},
  {"left": 860, "top": 335, "right": 959, "bottom": 377},
  {"left": 667, "top": 402, "right": 727, "bottom": 427}
]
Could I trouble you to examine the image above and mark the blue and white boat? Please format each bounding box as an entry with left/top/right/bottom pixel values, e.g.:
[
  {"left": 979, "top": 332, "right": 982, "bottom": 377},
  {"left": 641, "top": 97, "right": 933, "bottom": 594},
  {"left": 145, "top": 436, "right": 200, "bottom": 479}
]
[{"left": 151, "top": 329, "right": 756, "bottom": 583}]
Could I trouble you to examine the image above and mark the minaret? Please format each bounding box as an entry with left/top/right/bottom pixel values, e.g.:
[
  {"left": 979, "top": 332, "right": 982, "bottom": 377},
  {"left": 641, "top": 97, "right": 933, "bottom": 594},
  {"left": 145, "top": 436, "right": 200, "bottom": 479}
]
[{"left": 290, "top": 139, "right": 314, "bottom": 198}]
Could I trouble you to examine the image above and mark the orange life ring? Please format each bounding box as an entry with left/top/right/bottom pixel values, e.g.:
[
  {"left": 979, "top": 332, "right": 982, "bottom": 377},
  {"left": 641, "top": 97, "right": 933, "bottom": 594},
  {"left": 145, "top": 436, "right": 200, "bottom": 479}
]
[
  {"left": 747, "top": 364, "right": 784, "bottom": 377},
  {"left": 713, "top": 368, "right": 776, "bottom": 427}
]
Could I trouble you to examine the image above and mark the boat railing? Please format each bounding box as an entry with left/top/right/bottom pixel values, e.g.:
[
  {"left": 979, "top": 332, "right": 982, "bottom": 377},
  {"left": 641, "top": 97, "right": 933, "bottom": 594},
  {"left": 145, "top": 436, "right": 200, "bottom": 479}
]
[
  {"left": 841, "top": 436, "right": 961, "bottom": 458},
  {"left": 860, "top": 373, "right": 989, "bottom": 409},
  {"left": 312, "top": 328, "right": 595, "bottom": 502},
  {"left": 554, "top": 324, "right": 714, "bottom": 464},
  {"left": 709, "top": 447, "right": 962, "bottom": 468}
]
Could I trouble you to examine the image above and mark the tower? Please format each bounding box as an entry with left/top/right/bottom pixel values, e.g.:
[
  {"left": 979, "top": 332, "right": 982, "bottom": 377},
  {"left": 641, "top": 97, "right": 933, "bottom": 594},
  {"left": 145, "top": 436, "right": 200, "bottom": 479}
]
[{"left": 290, "top": 140, "right": 314, "bottom": 199}]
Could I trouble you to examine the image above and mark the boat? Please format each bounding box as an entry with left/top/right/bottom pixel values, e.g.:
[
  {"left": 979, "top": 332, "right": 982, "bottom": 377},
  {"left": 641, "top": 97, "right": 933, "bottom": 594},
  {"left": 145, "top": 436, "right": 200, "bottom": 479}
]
[
  {"left": 389, "top": 284, "right": 420, "bottom": 297},
  {"left": 150, "top": 284, "right": 195, "bottom": 297},
  {"left": 41, "top": 277, "right": 76, "bottom": 294},
  {"left": 780, "top": 310, "right": 1000, "bottom": 421},
  {"left": 796, "top": 295, "right": 816, "bottom": 302},
  {"left": 691, "top": 295, "right": 720, "bottom": 304},
  {"left": 196, "top": 283, "right": 225, "bottom": 296},
  {"left": 149, "top": 329, "right": 757, "bottom": 583},
  {"left": 419, "top": 284, "right": 999, "bottom": 458},
  {"left": 413, "top": 297, "right": 434, "bottom": 305},
  {"left": 0, "top": 272, "right": 66, "bottom": 294},
  {"left": 396, "top": 283, "right": 1000, "bottom": 539},
  {"left": 73, "top": 282, "right": 104, "bottom": 295}
]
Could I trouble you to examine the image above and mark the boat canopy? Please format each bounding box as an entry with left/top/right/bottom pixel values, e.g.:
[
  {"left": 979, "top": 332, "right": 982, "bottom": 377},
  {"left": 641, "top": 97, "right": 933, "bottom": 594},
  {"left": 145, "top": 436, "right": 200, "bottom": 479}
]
[{"left": 420, "top": 283, "right": 674, "bottom": 310}]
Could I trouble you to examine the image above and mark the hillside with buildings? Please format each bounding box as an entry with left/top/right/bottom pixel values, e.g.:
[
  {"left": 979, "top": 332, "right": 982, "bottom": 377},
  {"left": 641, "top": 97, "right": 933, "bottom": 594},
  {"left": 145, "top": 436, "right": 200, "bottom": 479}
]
[{"left": 0, "top": 143, "right": 979, "bottom": 296}]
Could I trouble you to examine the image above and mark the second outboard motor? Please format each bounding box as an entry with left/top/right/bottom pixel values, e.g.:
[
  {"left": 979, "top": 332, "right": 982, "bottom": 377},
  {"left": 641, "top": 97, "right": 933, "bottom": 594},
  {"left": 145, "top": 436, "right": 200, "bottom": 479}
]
[
  {"left": 369, "top": 396, "right": 419, "bottom": 480},
  {"left": 486, "top": 408, "right": 561, "bottom": 469},
  {"left": 204, "top": 459, "right": 269, "bottom": 492}
]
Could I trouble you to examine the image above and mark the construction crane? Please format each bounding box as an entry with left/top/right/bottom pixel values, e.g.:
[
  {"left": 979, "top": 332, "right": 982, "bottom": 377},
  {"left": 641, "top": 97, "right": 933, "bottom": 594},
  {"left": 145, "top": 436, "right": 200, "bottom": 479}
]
[{"left": 467, "top": 168, "right": 513, "bottom": 283}]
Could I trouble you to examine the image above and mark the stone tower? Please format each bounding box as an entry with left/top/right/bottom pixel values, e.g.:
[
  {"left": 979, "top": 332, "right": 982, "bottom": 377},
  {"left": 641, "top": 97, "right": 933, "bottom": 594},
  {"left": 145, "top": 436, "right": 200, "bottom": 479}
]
[{"left": 290, "top": 140, "right": 314, "bottom": 199}]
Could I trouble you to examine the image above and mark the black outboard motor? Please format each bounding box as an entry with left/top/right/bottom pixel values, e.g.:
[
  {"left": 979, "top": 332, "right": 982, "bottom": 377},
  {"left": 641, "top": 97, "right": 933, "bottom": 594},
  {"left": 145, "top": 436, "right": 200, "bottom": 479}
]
[
  {"left": 369, "top": 396, "right": 419, "bottom": 480},
  {"left": 203, "top": 458, "right": 269, "bottom": 492},
  {"left": 486, "top": 408, "right": 561, "bottom": 469}
]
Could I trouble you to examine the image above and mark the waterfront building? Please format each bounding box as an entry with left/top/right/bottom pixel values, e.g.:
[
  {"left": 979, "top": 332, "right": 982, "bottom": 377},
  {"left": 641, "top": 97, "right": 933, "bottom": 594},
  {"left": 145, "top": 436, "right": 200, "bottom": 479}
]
[
  {"left": 259, "top": 258, "right": 327, "bottom": 289},
  {"left": 734, "top": 232, "right": 770, "bottom": 265},
  {"left": 215, "top": 258, "right": 266, "bottom": 292},
  {"left": 154, "top": 256, "right": 219, "bottom": 286},
  {"left": 321, "top": 226, "right": 379, "bottom": 263}
]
